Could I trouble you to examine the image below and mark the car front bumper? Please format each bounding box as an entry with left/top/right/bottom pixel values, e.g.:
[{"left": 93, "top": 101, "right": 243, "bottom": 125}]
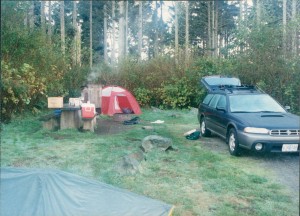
[{"left": 237, "top": 131, "right": 300, "bottom": 153}]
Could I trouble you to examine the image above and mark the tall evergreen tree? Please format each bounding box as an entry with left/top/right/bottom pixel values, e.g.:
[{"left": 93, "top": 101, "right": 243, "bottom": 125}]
[
  {"left": 60, "top": 1, "right": 65, "bottom": 56},
  {"left": 90, "top": 1, "right": 92, "bottom": 68}
]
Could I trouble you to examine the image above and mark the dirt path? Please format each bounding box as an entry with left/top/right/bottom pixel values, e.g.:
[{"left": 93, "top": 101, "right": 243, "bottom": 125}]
[
  {"left": 94, "top": 118, "right": 135, "bottom": 135},
  {"left": 200, "top": 135, "right": 299, "bottom": 203}
]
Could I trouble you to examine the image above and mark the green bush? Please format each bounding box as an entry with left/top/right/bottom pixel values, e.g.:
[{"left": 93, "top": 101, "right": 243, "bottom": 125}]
[
  {"left": 1, "top": 61, "right": 46, "bottom": 122},
  {"left": 133, "top": 87, "right": 152, "bottom": 107},
  {"left": 158, "top": 77, "right": 193, "bottom": 109}
]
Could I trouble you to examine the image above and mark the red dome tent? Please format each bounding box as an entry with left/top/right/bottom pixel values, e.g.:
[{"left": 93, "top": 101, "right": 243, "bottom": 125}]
[{"left": 101, "top": 86, "right": 142, "bottom": 116}]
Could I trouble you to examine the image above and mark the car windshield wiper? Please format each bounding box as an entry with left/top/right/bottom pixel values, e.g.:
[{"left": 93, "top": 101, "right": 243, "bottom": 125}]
[{"left": 231, "top": 111, "right": 253, "bottom": 113}]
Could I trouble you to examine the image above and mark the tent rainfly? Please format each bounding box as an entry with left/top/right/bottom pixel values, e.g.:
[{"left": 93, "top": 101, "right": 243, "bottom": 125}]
[
  {"left": 1, "top": 167, "right": 174, "bottom": 216},
  {"left": 101, "top": 86, "right": 142, "bottom": 116}
]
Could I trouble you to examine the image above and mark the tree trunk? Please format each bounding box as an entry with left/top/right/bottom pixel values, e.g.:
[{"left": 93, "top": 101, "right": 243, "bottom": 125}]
[
  {"left": 282, "top": 0, "right": 287, "bottom": 57},
  {"left": 160, "top": 0, "right": 164, "bottom": 51},
  {"left": 60, "top": 1, "right": 65, "bottom": 56},
  {"left": 256, "top": 0, "right": 261, "bottom": 25},
  {"left": 212, "top": 1, "right": 215, "bottom": 57},
  {"left": 214, "top": 1, "right": 218, "bottom": 57},
  {"left": 90, "top": 1, "right": 93, "bottom": 69},
  {"left": 239, "top": 0, "right": 243, "bottom": 20},
  {"left": 244, "top": 0, "right": 248, "bottom": 21},
  {"left": 154, "top": 1, "right": 159, "bottom": 57},
  {"left": 72, "top": 1, "right": 77, "bottom": 66},
  {"left": 104, "top": 4, "right": 108, "bottom": 63},
  {"left": 219, "top": 35, "right": 223, "bottom": 58},
  {"left": 175, "top": 2, "right": 179, "bottom": 64},
  {"left": 185, "top": 1, "right": 189, "bottom": 64},
  {"left": 125, "top": 1, "right": 129, "bottom": 56},
  {"left": 112, "top": 1, "right": 116, "bottom": 64},
  {"left": 77, "top": 24, "right": 82, "bottom": 66},
  {"left": 41, "top": 1, "right": 46, "bottom": 35},
  {"left": 29, "top": 1, "right": 34, "bottom": 31},
  {"left": 239, "top": 0, "right": 243, "bottom": 53},
  {"left": 207, "top": 2, "right": 211, "bottom": 56},
  {"left": 138, "top": 1, "right": 143, "bottom": 61},
  {"left": 48, "top": 1, "right": 52, "bottom": 43},
  {"left": 291, "top": 0, "right": 297, "bottom": 56},
  {"left": 160, "top": 1, "right": 163, "bottom": 21},
  {"left": 24, "top": 10, "right": 28, "bottom": 28},
  {"left": 119, "top": 1, "right": 125, "bottom": 61}
]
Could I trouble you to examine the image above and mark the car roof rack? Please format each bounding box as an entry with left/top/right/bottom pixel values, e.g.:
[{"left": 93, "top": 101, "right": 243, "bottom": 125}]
[{"left": 212, "top": 85, "right": 262, "bottom": 93}]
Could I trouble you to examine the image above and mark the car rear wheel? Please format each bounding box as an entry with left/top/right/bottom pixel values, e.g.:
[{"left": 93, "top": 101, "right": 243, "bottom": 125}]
[
  {"left": 200, "top": 117, "right": 211, "bottom": 137},
  {"left": 228, "top": 128, "right": 240, "bottom": 156}
]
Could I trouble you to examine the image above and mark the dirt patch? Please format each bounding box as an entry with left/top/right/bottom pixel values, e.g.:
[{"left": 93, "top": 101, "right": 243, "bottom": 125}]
[
  {"left": 43, "top": 132, "right": 71, "bottom": 140},
  {"left": 94, "top": 118, "right": 135, "bottom": 135}
]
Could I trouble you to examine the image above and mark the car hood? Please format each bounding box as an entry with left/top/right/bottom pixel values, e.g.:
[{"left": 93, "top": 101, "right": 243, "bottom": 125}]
[{"left": 231, "top": 113, "right": 300, "bottom": 129}]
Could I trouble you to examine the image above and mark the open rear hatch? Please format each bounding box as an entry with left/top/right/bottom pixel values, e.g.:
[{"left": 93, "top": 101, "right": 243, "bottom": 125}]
[{"left": 200, "top": 75, "right": 241, "bottom": 92}]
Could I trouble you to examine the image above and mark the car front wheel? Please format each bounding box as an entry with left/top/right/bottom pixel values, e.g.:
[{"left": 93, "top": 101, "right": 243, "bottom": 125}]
[
  {"left": 200, "top": 117, "right": 211, "bottom": 137},
  {"left": 228, "top": 128, "right": 240, "bottom": 156}
]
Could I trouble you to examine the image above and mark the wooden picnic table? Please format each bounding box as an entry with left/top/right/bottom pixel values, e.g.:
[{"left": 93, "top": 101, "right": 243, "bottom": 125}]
[{"left": 60, "top": 104, "right": 82, "bottom": 130}]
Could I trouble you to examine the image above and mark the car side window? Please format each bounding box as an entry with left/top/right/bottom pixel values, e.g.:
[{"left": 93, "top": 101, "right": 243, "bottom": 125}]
[
  {"left": 203, "top": 94, "right": 213, "bottom": 105},
  {"left": 216, "top": 95, "right": 226, "bottom": 108},
  {"left": 208, "top": 94, "right": 221, "bottom": 108}
]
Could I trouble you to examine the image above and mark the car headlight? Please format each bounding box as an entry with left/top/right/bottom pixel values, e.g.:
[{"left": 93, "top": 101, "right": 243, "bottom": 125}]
[{"left": 244, "top": 127, "right": 269, "bottom": 134}]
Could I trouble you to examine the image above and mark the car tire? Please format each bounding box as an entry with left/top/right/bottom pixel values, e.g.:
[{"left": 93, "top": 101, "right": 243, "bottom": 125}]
[
  {"left": 228, "top": 128, "right": 240, "bottom": 156},
  {"left": 200, "top": 117, "right": 211, "bottom": 137}
]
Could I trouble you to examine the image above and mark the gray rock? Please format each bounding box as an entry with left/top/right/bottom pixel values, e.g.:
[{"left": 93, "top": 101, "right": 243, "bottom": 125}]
[
  {"left": 117, "top": 151, "right": 145, "bottom": 175},
  {"left": 141, "top": 135, "right": 173, "bottom": 152},
  {"left": 142, "top": 126, "right": 154, "bottom": 130},
  {"left": 168, "top": 113, "right": 181, "bottom": 118},
  {"left": 151, "top": 106, "right": 162, "bottom": 112}
]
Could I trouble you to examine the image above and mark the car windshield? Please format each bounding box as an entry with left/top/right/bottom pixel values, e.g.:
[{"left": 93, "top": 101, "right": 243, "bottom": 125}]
[{"left": 229, "top": 94, "right": 286, "bottom": 113}]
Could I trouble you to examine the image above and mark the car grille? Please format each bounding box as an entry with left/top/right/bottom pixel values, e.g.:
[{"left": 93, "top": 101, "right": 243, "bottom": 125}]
[{"left": 270, "top": 129, "right": 300, "bottom": 136}]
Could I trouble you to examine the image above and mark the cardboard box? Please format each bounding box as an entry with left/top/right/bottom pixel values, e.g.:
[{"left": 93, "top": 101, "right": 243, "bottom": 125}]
[
  {"left": 69, "top": 98, "right": 82, "bottom": 107},
  {"left": 48, "top": 97, "right": 63, "bottom": 108}
]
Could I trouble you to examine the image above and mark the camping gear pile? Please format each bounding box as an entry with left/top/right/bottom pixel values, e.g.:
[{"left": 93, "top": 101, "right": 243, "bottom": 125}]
[
  {"left": 123, "top": 116, "right": 140, "bottom": 125},
  {"left": 45, "top": 85, "right": 142, "bottom": 131},
  {"left": 184, "top": 129, "right": 201, "bottom": 140}
]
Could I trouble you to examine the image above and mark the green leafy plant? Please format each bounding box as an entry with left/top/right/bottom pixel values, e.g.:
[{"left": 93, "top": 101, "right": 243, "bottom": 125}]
[
  {"left": 1, "top": 61, "right": 46, "bottom": 122},
  {"left": 133, "top": 87, "right": 152, "bottom": 107},
  {"left": 158, "top": 77, "right": 193, "bottom": 109}
]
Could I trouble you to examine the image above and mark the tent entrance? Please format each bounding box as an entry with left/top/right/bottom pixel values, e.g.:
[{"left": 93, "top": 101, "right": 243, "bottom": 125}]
[{"left": 117, "top": 95, "right": 133, "bottom": 114}]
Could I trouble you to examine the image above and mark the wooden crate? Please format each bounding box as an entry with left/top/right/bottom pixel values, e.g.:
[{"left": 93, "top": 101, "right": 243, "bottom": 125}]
[{"left": 48, "top": 97, "right": 63, "bottom": 108}]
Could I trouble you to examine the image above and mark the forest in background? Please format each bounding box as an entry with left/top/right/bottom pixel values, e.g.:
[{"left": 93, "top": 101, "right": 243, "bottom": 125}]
[{"left": 1, "top": 0, "right": 300, "bottom": 122}]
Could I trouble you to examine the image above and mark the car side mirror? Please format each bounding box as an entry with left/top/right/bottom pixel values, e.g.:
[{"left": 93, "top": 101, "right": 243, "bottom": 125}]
[
  {"left": 216, "top": 106, "right": 226, "bottom": 112},
  {"left": 285, "top": 106, "right": 291, "bottom": 111}
]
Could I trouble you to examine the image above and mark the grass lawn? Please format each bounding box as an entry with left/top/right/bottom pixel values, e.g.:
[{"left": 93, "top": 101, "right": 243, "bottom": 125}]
[{"left": 1, "top": 109, "right": 298, "bottom": 216}]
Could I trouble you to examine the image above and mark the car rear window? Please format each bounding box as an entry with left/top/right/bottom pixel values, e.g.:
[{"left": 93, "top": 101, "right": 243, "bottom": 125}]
[
  {"left": 208, "top": 94, "right": 221, "bottom": 108},
  {"left": 216, "top": 95, "right": 226, "bottom": 108},
  {"left": 204, "top": 77, "right": 241, "bottom": 86},
  {"left": 203, "top": 94, "right": 214, "bottom": 105}
]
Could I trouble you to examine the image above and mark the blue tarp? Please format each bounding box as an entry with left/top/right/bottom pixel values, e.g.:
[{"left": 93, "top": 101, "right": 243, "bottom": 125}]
[{"left": 1, "top": 167, "right": 174, "bottom": 216}]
